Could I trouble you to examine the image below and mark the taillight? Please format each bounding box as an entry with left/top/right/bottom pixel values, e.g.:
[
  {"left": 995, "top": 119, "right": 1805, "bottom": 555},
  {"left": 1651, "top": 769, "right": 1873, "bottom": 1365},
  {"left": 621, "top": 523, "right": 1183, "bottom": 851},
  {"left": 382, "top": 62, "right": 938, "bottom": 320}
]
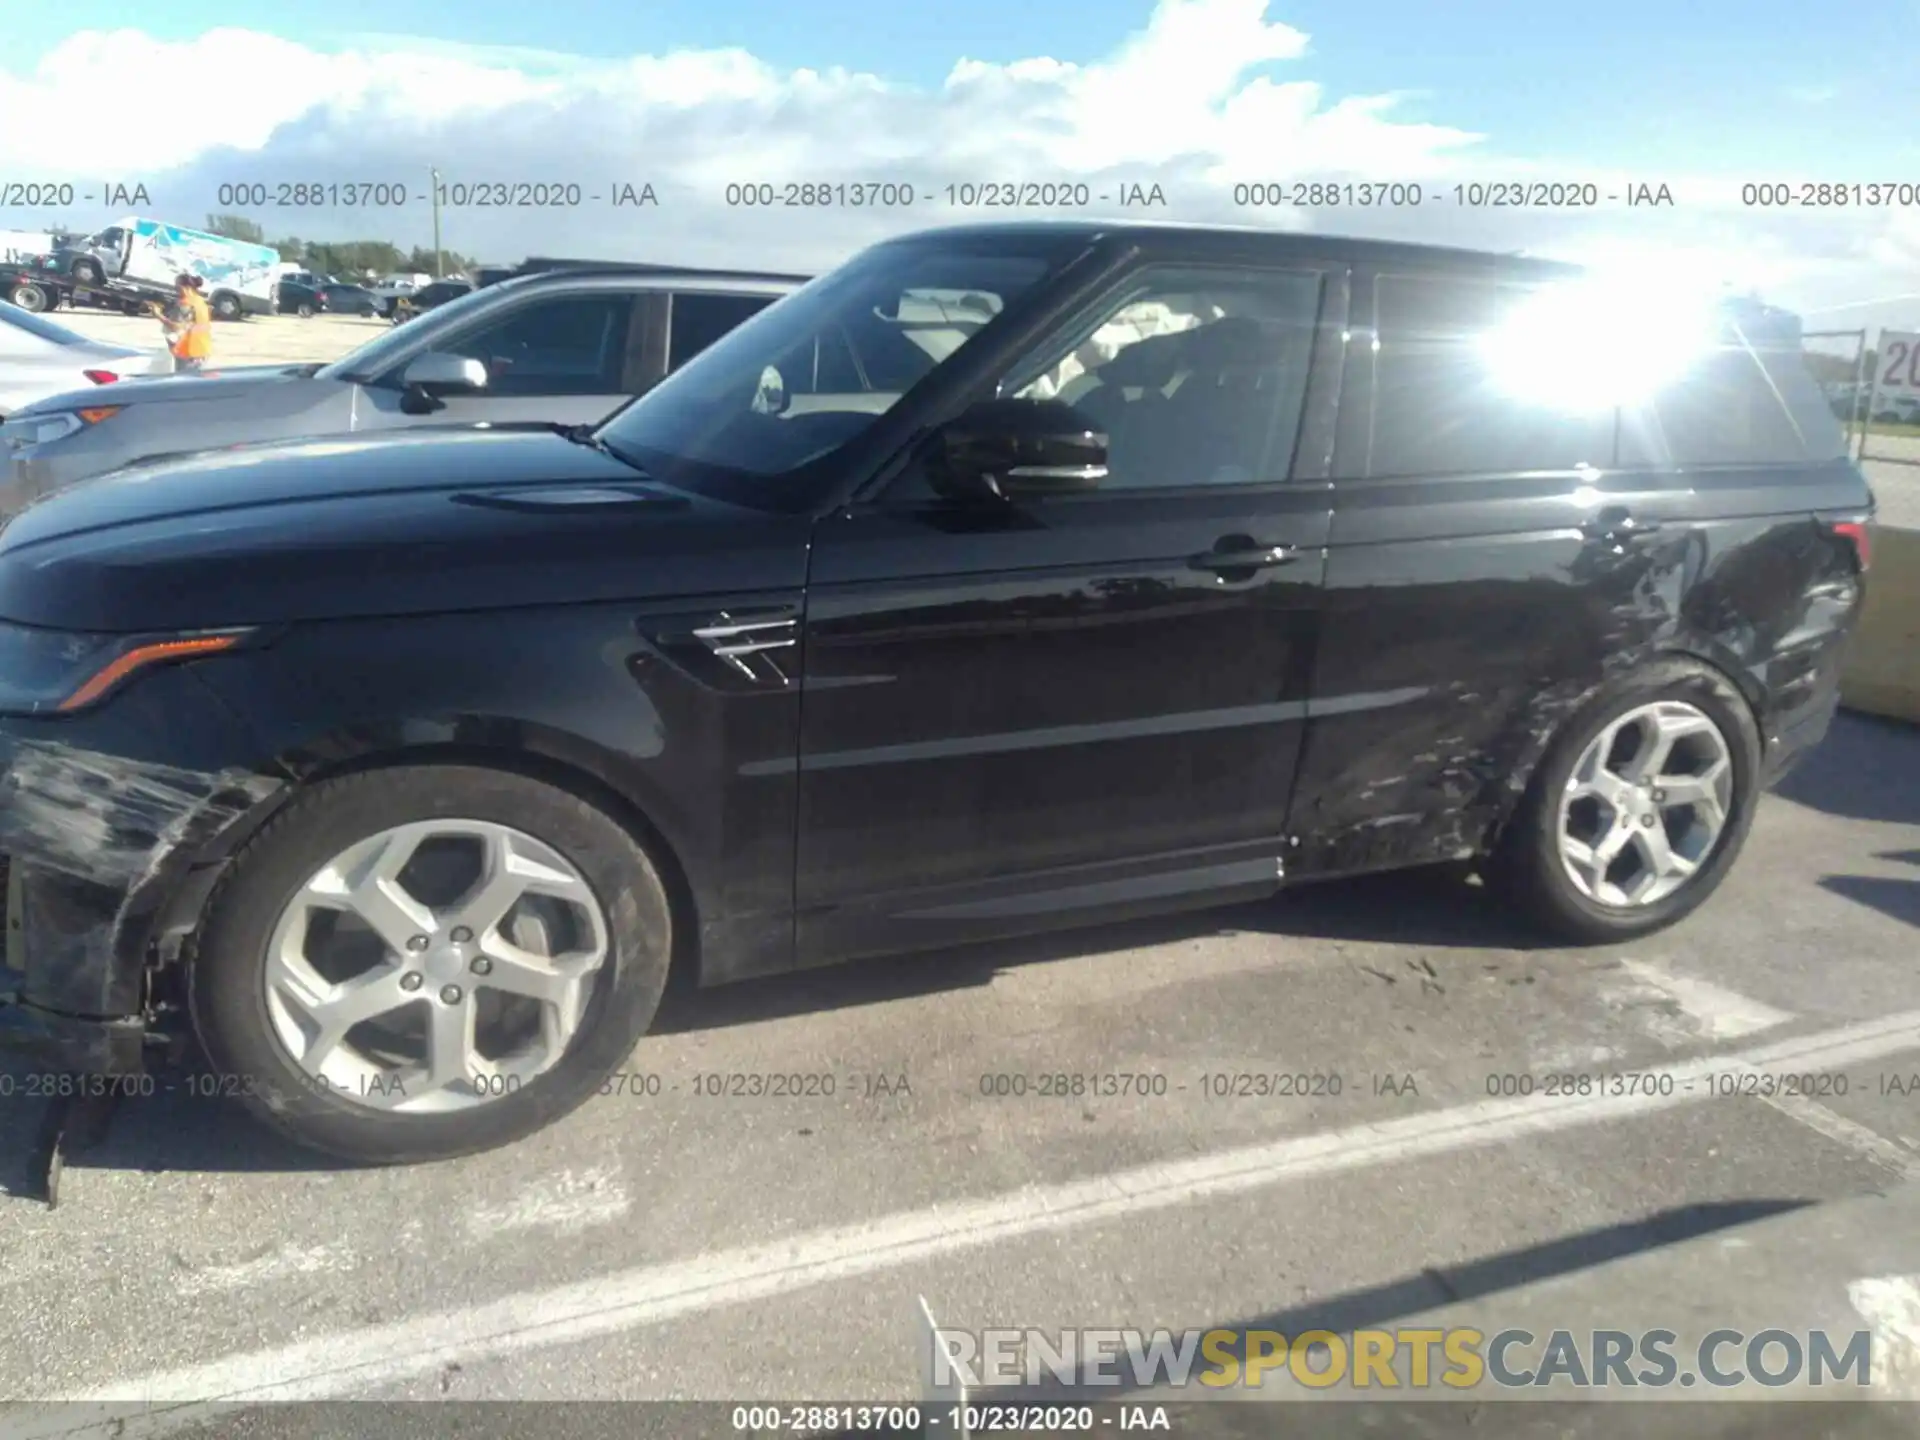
[
  {"left": 1831, "top": 520, "right": 1871, "bottom": 572},
  {"left": 81, "top": 369, "right": 118, "bottom": 384}
]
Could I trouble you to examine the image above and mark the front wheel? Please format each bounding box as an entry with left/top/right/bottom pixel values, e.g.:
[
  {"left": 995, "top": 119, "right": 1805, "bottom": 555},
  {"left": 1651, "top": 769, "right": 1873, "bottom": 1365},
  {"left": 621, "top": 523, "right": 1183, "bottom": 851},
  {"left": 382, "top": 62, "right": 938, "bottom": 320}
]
[
  {"left": 190, "top": 766, "right": 674, "bottom": 1164},
  {"left": 71, "top": 258, "right": 104, "bottom": 286},
  {"left": 1490, "top": 659, "right": 1762, "bottom": 944},
  {"left": 210, "top": 290, "right": 243, "bottom": 321}
]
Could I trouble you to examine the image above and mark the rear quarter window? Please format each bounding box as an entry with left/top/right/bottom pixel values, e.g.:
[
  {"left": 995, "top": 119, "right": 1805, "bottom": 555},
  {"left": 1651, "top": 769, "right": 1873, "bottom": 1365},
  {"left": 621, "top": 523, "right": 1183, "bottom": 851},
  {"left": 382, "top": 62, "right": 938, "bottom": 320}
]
[{"left": 1619, "top": 308, "right": 1847, "bottom": 468}]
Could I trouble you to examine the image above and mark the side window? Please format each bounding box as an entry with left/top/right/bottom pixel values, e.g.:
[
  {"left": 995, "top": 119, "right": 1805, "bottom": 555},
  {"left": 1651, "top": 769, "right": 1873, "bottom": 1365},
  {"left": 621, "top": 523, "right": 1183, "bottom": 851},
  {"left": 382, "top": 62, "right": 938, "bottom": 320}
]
[
  {"left": 1361, "top": 274, "right": 1613, "bottom": 478},
  {"left": 1005, "top": 266, "right": 1326, "bottom": 490},
  {"left": 668, "top": 293, "right": 776, "bottom": 371},
  {"left": 436, "top": 294, "right": 634, "bottom": 396},
  {"left": 1619, "top": 310, "right": 1848, "bottom": 468}
]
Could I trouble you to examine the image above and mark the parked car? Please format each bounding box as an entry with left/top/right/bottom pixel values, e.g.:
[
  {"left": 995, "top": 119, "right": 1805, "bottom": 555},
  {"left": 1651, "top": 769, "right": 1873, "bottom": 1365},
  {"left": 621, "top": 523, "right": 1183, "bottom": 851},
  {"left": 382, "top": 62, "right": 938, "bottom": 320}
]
[
  {"left": 277, "top": 280, "right": 322, "bottom": 318},
  {"left": 0, "top": 264, "right": 804, "bottom": 509},
  {"left": 391, "top": 277, "right": 474, "bottom": 324},
  {"left": 0, "top": 298, "right": 166, "bottom": 418},
  {"left": 0, "top": 223, "right": 1872, "bottom": 1168},
  {"left": 317, "top": 284, "right": 384, "bottom": 317}
]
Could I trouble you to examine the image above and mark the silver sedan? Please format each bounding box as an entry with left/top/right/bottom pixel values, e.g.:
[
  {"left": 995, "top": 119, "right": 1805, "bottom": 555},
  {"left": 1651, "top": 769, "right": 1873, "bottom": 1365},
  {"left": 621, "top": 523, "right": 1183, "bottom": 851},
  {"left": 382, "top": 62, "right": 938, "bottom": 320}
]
[{"left": 0, "top": 299, "right": 167, "bottom": 419}]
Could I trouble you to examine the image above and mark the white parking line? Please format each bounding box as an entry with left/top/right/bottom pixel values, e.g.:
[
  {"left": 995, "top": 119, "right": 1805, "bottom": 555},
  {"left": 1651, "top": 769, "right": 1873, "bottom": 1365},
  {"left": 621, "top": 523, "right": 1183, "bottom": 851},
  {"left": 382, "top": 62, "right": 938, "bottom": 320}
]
[
  {"left": 1610, "top": 959, "right": 1795, "bottom": 1044},
  {"left": 1848, "top": 1276, "right": 1920, "bottom": 1400},
  {"left": 1763, "top": 1095, "right": 1920, "bottom": 1179},
  {"left": 1608, "top": 961, "right": 1919, "bottom": 1176},
  {"left": 9, "top": 1008, "right": 1920, "bottom": 1437}
]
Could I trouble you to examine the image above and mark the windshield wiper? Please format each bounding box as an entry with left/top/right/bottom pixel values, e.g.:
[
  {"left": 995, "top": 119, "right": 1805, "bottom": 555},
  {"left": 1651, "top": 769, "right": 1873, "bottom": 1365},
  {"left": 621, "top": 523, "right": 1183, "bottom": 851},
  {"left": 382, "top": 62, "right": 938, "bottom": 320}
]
[{"left": 554, "top": 422, "right": 652, "bottom": 478}]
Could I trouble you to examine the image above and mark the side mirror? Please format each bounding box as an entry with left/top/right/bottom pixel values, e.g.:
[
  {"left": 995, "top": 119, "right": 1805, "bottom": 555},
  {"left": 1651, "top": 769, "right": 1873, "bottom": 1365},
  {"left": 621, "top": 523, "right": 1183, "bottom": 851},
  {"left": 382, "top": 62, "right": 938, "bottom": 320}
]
[
  {"left": 929, "top": 397, "right": 1108, "bottom": 502},
  {"left": 397, "top": 353, "right": 487, "bottom": 415},
  {"left": 401, "top": 352, "right": 488, "bottom": 394}
]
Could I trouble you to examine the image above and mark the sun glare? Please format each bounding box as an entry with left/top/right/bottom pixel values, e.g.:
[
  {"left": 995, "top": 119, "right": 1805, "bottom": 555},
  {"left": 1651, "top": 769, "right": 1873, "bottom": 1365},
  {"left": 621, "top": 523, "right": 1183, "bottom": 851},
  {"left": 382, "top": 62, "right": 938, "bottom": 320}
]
[{"left": 1477, "top": 272, "right": 1723, "bottom": 412}]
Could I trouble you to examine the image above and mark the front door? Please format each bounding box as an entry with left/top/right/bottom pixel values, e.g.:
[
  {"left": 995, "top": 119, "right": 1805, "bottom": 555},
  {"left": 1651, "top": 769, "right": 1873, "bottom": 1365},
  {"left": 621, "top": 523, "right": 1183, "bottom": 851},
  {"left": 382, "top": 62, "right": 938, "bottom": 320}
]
[{"left": 796, "top": 259, "right": 1347, "bottom": 965}]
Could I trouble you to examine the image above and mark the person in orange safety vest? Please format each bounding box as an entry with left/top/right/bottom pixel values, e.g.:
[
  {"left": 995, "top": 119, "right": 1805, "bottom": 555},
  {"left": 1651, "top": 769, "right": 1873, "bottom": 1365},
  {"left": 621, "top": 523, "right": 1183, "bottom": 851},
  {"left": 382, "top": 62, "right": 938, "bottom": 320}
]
[{"left": 156, "top": 273, "right": 212, "bottom": 372}]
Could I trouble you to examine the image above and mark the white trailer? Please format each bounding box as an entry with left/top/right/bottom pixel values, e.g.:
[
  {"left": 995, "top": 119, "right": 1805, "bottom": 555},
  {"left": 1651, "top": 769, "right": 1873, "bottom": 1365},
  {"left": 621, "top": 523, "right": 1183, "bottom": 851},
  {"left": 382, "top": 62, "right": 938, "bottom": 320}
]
[{"left": 49, "top": 217, "right": 280, "bottom": 320}]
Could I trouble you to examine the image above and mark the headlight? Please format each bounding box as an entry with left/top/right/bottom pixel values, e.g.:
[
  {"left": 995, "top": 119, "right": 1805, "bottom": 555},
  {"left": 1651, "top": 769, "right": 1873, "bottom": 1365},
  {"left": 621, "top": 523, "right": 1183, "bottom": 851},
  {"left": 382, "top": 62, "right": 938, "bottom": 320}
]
[
  {"left": 2, "top": 407, "right": 120, "bottom": 450},
  {"left": 0, "top": 623, "right": 252, "bottom": 716}
]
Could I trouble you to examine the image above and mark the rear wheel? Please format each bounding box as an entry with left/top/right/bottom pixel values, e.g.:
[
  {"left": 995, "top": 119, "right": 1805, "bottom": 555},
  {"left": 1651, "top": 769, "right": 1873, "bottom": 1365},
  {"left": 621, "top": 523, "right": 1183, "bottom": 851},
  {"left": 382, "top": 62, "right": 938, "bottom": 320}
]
[
  {"left": 9, "top": 281, "right": 49, "bottom": 311},
  {"left": 296, "top": 301, "right": 314, "bottom": 318},
  {"left": 1491, "top": 659, "right": 1761, "bottom": 944},
  {"left": 210, "top": 290, "right": 243, "bottom": 321},
  {"left": 190, "top": 766, "right": 674, "bottom": 1164}
]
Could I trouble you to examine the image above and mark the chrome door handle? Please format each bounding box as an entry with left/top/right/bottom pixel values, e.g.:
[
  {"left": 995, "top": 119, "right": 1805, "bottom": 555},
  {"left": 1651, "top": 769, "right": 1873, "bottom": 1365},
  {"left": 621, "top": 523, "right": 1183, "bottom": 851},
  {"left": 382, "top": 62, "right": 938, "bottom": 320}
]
[{"left": 1191, "top": 542, "right": 1298, "bottom": 573}]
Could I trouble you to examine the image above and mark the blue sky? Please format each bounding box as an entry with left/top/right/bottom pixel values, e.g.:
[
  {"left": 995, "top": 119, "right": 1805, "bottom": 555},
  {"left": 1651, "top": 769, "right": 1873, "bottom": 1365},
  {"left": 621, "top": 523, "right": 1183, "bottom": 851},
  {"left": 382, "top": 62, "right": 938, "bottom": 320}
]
[
  {"left": 2, "top": 1, "right": 1914, "bottom": 327},
  {"left": 8, "top": 0, "right": 1875, "bottom": 173}
]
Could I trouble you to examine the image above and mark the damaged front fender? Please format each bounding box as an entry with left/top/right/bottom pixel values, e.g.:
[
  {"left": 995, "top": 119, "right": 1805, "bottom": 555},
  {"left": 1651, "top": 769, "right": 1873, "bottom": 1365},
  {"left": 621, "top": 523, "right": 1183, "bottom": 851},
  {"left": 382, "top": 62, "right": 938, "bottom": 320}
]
[{"left": 0, "top": 665, "right": 289, "bottom": 1069}]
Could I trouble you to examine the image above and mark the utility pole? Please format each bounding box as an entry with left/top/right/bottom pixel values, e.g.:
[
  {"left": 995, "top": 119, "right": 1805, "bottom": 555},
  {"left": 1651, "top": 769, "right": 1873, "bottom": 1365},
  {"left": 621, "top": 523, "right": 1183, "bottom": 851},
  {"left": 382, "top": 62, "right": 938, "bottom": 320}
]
[{"left": 430, "top": 166, "right": 443, "bottom": 277}]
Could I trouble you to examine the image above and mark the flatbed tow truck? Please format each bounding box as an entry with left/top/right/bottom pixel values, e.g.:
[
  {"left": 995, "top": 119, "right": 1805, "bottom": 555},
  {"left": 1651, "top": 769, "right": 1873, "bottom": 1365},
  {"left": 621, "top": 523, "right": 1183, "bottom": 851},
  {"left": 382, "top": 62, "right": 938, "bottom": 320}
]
[{"left": 5, "top": 260, "right": 252, "bottom": 322}]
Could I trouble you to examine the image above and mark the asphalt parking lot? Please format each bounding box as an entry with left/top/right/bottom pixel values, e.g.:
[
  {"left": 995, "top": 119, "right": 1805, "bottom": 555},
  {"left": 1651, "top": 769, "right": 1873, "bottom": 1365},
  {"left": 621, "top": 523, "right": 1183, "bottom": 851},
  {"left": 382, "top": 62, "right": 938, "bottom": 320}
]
[
  {"left": 0, "top": 709, "right": 1915, "bottom": 1435},
  {"left": 49, "top": 308, "right": 385, "bottom": 369}
]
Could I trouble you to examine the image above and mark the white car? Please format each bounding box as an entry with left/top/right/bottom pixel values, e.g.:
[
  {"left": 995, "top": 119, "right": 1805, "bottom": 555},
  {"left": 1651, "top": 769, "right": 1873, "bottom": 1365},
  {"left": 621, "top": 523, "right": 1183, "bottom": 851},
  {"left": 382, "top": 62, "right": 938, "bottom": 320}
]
[{"left": 0, "top": 300, "right": 167, "bottom": 419}]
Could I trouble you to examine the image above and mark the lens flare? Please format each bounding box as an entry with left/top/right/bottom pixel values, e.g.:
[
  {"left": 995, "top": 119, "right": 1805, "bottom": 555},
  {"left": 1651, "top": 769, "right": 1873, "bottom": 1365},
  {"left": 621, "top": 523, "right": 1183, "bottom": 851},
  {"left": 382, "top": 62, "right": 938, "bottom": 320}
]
[{"left": 1477, "top": 274, "right": 1722, "bottom": 412}]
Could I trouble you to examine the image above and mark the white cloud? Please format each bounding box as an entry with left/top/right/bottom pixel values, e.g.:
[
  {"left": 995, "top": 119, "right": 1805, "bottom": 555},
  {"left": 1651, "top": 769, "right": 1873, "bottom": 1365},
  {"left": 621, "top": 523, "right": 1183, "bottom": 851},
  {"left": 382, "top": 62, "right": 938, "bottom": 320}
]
[{"left": 0, "top": 0, "right": 1912, "bottom": 329}]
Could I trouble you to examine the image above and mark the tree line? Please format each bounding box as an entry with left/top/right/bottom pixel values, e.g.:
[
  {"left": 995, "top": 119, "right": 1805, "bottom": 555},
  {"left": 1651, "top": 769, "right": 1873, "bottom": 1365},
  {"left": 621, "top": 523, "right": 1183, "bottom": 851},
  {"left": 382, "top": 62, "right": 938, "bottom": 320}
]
[{"left": 204, "top": 214, "right": 475, "bottom": 280}]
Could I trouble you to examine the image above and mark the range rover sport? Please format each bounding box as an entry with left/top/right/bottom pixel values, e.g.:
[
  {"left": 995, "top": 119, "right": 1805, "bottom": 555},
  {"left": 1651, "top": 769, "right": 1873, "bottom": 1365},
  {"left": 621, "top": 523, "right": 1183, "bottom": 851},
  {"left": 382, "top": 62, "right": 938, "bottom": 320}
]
[{"left": 0, "top": 222, "right": 1873, "bottom": 1164}]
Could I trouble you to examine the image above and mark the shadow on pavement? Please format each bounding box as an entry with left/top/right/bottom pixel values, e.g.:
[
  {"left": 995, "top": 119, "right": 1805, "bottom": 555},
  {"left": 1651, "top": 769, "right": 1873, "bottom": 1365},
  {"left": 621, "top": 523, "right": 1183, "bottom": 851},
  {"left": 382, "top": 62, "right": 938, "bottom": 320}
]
[
  {"left": 1772, "top": 712, "right": 1920, "bottom": 825},
  {"left": 651, "top": 860, "right": 1545, "bottom": 1038},
  {"left": 0, "top": 857, "right": 1548, "bottom": 1190},
  {"left": 1820, "top": 849, "right": 1920, "bottom": 930}
]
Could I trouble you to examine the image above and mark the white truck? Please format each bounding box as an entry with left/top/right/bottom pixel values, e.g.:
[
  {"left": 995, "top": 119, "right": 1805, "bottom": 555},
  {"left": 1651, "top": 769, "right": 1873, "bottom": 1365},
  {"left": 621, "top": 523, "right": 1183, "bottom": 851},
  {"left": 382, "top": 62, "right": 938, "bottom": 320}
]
[{"left": 46, "top": 217, "right": 280, "bottom": 321}]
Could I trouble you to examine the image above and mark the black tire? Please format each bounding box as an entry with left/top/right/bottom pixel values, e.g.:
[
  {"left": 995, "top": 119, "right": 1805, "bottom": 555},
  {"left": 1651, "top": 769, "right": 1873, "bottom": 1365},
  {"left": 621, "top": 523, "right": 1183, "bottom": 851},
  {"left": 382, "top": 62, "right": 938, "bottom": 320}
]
[
  {"left": 1489, "top": 658, "right": 1762, "bottom": 945},
  {"left": 210, "top": 290, "right": 243, "bottom": 322},
  {"left": 9, "top": 282, "right": 49, "bottom": 312},
  {"left": 72, "top": 258, "right": 103, "bottom": 286},
  {"left": 189, "top": 765, "right": 674, "bottom": 1164},
  {"left": 296, "top": 302, "right": 314, "bottom": 318}
]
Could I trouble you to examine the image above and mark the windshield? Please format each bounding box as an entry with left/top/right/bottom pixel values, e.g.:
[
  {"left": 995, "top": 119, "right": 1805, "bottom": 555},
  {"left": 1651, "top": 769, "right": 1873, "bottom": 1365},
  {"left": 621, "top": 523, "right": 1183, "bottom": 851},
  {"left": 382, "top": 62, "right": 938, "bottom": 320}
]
[
  {"left": 598, "top": 242, "right": 1061, "bottom": 484},
  {"left": 0, "top": 300, "right": 88, "bottom": 346},
  {"left": 314, "top": 281, "right": 512, "bottom": 381}
]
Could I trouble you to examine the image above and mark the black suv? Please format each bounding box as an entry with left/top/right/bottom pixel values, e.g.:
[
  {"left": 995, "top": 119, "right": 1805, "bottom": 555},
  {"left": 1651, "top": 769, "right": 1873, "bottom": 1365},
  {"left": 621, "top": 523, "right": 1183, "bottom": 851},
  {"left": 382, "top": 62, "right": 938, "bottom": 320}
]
[{"left": 0, "top": 223, "right": 1873, "bottom": 1166}]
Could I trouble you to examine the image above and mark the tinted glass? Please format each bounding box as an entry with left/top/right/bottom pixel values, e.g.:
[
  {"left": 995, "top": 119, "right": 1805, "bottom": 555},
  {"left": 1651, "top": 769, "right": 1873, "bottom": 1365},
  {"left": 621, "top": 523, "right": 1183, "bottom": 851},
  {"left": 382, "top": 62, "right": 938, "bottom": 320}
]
[
  {"left": 1008, "top": 267, "right": 1325, "bottom": 489},
  {"left": 668, "top": 293, "right": 777, "bottom": 370},
  {"left": 318, "top": 281, "right": 514, "bottom": 381},
  {"left": 1362, "top": 273, "right": 1614, "bottom": 477},
  {"left": 438, "top": 294, "right": 634, "bottom": 396},
  {"left": 600, "top": 242, "right": 1061, "bottom": 483},
  {"left": 1619, "top": 307, "right": 1848, "bottom": 467}
]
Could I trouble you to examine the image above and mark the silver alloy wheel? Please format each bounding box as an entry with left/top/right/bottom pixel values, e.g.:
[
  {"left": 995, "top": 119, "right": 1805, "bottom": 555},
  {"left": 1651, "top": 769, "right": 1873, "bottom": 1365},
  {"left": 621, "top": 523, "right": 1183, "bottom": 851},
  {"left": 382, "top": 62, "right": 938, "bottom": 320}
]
[
  {"left": 1557, "top": 700, "right": 1735, "bottom": 909},
  {"left": 263, "top": 819, "right": 610, "bottom": 1112}
]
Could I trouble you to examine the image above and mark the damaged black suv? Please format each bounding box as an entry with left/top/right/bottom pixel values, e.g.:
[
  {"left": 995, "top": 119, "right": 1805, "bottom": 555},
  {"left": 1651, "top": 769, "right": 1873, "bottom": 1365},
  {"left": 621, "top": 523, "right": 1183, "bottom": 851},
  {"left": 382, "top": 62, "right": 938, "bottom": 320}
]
[{"left": 0, "top": 223, "right": 1874, "bottom": 1165}]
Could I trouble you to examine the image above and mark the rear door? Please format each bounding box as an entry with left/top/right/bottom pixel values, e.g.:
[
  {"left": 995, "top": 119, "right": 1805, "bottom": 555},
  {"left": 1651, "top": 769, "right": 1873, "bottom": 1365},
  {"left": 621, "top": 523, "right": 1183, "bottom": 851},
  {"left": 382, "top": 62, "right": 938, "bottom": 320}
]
[
  {"left": 358, "top": 284, "right": 645, "bottom": 428},
  {"left": 1288, "top": 263, "right": 1632, "bottom": 877}
]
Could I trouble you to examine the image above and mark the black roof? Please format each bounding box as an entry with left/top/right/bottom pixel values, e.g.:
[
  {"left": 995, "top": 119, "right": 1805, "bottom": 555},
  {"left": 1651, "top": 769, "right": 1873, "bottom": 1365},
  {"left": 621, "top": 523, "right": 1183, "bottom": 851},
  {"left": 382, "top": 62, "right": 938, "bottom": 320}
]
[{"left": 875, "top": 221, "right": 1584, "bottom": 279}]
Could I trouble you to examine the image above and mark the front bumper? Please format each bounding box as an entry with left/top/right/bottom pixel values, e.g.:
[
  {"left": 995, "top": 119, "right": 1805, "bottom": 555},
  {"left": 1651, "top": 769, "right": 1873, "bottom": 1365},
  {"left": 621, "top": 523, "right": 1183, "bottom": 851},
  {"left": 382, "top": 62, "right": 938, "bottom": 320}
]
[{"left": 0, "top": 665, "right": 288, "bottom": 1074}]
